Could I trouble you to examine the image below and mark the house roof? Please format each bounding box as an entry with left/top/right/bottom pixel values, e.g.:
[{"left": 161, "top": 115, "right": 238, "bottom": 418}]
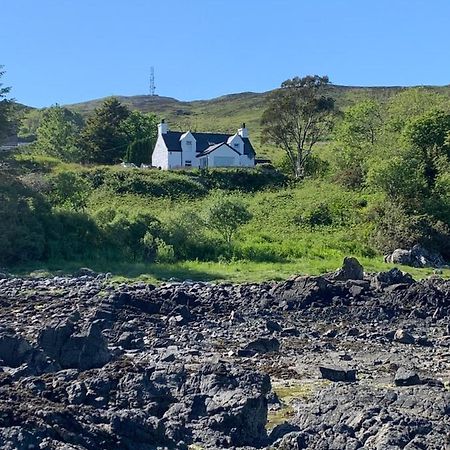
[
  {"left": 161, "top": 130, "right": 256, "bottom": 156},
  {"left": 196, "top": 142, "right": 242, "bottom": 157}
]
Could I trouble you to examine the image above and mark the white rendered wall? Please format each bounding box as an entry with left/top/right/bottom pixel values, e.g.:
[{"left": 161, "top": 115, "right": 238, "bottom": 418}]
[
  {"left": 168, "top": 151, "right": 182, "bottom": 169},
  {"left": 180, "top": 132, "right": 199, "bottom": 167},
  {"left": 240, "top": 154, "right": 255, "bottom": 167},
  {"left": 206, "top": 144, "right": 239, "bottom": 167},
  {"left": 152, "top": 135, "right": 169, "bottom": 169}
]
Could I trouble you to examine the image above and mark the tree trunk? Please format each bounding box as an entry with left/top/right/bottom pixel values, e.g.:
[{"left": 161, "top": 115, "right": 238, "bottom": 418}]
[{"left": 295, "top": 152, "right": 304, "bottom": 179}]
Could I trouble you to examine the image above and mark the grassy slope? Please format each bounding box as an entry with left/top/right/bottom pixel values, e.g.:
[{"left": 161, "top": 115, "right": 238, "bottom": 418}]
[{"left": 11, "top": 159, "right": 449, "bottom": 283}]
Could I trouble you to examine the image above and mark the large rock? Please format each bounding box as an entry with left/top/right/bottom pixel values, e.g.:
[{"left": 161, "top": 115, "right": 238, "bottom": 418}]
[
  {"left": 0, "top": 333, "right": 32, "bottom": 367},
  {"left": 394, "top": 367, "right": 421, "bottom": 386},
  {"left": 385, "top": 245, "right": 446, "bottom": 268},
  {"left": 393, "top": 328, "right": 415, "bottom": 344},
  {"left": 277, "top": 384, "right": 450, "bottom": 450},
  {"left": 38, "top": 320, "right": 110, "bottom": 370},
  {"left": 331, "top": 257, "right": 364, "bottom": 281},
  {"left": 370, "top": 267, "right": 414, "bottom": 289},
  {"left": 319, "top": 365, "right": 357, "bottom": 382}
]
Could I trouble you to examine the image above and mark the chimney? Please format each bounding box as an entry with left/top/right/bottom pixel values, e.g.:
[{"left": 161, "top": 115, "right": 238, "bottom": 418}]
[
  {"left": 238, "top": 122, "right": 248, "bottom": 138},
  {"left": 158, "top": 119, "right": 168, "bottom": 135}
]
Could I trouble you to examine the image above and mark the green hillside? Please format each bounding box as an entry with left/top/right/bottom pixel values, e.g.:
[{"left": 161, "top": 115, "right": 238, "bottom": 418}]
[{"left": 66, "top": 84, "right": 450, "bottom": 160}]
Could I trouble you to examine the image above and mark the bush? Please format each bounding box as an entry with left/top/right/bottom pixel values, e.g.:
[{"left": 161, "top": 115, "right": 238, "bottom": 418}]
[
  {"left": 48, "top": 171, "right": 91, "bottom": 211},
  {"left": 94, "top": 208, "right": 161, "bottom": 262},
  {"left": 178, "top": 166, "right": 288, "bottom": 192},
  {"left": 369, "top": 201, "right": 450, "bottom": 260},
  {"left": 99, "top": 170, "right": 207, "bottom": 199},
  {"left": 206, "top": 195, "right": 252, "bottom": 253},
  {"left": 0, "top": 173, "right": 49, "bottom": 264}
]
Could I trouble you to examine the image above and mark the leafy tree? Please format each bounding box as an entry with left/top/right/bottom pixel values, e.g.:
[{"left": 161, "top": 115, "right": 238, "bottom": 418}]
[
  {"left": 121, "top": 111, "right": 158, "bottom": 142},
  {"left": 261, "top": 75, "right": 335, "bottom": 178},
  {"left": 367, "top": 152, "right": 429, "bottom": 206},
  {"left": 387, "top": 87, "right": 449, "bottom": 132},
  {"left": 207, "top": 196, "right": 252, "bottom": 252},
  {"left": 336, "top": 99, "right": 383, "bottom": 147},
  {"left": 124, "top": 138, "right": 153, "bottom": 166},
  {"left": 334, "top": 99, "right": 384, "bottom": 188},
  {"left": 34, "top": 105, "right": 83, "bottom": 161},
  {"left": 403, "top": 109, "right": 450, "bottom": 187},
  {"left": 79, "top": 97, "right": 130, "bottom": 164},
  {"left": 0, "top": 173, "right": 48, "bottom": 264},
  {"left": 122, "top": 111, "right": 158, "bottom": 165},
  {"left": 0, "top": 66, "right": 13, "bottom": 144}
]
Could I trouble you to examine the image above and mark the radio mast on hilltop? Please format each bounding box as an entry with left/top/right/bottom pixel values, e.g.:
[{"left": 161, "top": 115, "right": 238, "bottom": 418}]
[{"left": 149, "top": 66, "right": 156, "bottom": 96}]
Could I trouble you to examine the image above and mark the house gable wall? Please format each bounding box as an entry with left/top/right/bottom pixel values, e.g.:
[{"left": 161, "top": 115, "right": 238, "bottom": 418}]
[
  {"left": 152, "top": 135, "right": 169, "bottom": 169},
  {"left": 180, "top": 131, "right": 198, "bottom": 167},
  {"left": 203, "top": 143, "right": 240, "bottom": 167}
]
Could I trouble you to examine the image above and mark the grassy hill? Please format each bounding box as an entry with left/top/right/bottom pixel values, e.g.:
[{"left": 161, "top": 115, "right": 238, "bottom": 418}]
[{"left": 66, "top": 84, "right": 450, "bottom": 160}]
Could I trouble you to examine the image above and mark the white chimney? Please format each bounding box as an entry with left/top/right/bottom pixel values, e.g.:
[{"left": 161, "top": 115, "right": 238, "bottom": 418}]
[
  {"left": 158, "top": 119, "right": 168, "bottom": 135},
  {"left": 238, "top": 122, "right": 248, "bottom": 138}
]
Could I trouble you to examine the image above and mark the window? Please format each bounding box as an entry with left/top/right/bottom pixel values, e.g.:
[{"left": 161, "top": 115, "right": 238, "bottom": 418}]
[
  {"left": 185, "top": 160, "right": 192, "bottom": 167},
  {"left": 234, "top": 143, "right": 239, "bottom": 148},
  {"left": 186, "top": 140, "right": 192, "bottom": 145}
]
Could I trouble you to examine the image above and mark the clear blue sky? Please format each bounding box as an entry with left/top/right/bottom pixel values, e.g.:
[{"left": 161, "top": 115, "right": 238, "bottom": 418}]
[{"left": 2, "top": 0, "right": 449, "bottom": 107}]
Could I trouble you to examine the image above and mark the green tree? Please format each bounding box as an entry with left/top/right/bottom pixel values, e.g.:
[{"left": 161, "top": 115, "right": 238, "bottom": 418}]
[
  {"left": 334, "top": 99, "right": 384, "bottom": 188},
  {"left": 34, "top": 105, "right": 83, "bottom": 161},
  {"left": 79, "top": 97, "right": 130, "bottom": 164},
  {"left": 0, "top": 173, "right": 48, "bottom": 264},
  {"left": 122, "top": 111, "right": 158, "bottom": 165},
  {"left": 387, "top": 87, "right": 449, "bottom": 132},
  {"left": 336, "top": 99, "right": 383, "bottom": 147},
  {"left": 261, "top": 75, "right": 335, "bottom": 178},
  {"left": 207, "top": 196, "right": 252, "bottom": 252},
  {"left": 0, "top": 66, "right": 13, "bottom": 144},
  {"left": 367, "top": 152, "right": 428, "bottom": 205},
  {"left": 403, "top": 109, "right": 450, "bottom": 187}
]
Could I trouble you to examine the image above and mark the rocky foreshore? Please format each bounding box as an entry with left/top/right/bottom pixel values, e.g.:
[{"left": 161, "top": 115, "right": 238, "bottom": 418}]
[{"left": 0, "top": 259, "right": 449, "bottom": 449}]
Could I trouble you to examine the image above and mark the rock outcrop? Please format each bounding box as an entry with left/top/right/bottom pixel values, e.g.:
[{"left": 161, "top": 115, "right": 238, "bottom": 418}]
[{"left": 0, "top": 259, "right": 448, "bottom": 449}]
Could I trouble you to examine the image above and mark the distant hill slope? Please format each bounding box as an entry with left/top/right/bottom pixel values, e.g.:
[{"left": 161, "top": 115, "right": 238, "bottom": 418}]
[{"left": 66, "top": 85, "right": 450, "bottom": 140}]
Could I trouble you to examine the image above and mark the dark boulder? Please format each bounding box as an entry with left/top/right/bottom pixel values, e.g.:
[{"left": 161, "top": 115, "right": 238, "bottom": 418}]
[
  {"left": 38, "top": 320, "right": 110, "bottom": 370},
  {"left": 394, "top": 367, "right": 421, "bottom": 386},
  {"left": 371, "top": 268, "right": 414, "bottom": 289},
  {"left": 0, "top": 333, "right": 32, "bottom": 367},
  {"left": 319, "top": 365, "right": 357, "bottom": 382},
  {"left": 331, "top": 256, "right": 364, "bottom": 281}
]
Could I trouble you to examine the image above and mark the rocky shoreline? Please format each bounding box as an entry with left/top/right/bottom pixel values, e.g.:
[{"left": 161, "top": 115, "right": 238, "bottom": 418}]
[{"left": 0, "top": 259, "right": 449, "bottom": 449}]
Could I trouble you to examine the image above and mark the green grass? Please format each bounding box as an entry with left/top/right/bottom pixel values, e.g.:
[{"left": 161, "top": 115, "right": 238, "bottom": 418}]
[
  {"left": 11, "top": 257, "right": 450, "bottom": 284},
  {"left": 7, "top": 152, "right": 450, "bottom": 284}
]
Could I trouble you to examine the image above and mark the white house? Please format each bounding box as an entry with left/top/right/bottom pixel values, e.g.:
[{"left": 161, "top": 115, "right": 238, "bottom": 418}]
[{"left": 152, "top": 120, "right": 256, "bottom": 170}]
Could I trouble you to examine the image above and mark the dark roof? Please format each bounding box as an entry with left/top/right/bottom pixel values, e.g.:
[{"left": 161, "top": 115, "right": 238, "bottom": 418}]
[
  {"left": 161, "top": 130, "right": 256, "bottom": 156},
  {"left": 196, "top": 142, "right": 242, "bottom": 157}
]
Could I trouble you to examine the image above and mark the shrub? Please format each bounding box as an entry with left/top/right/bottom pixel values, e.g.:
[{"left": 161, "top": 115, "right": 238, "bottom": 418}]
[
  {"left": 369, "top": 201, "right": 450, "bottom": 260},
  {"left": 48, "top": 171, "right": 91, "bottom": 211},
  {"left": 206, "top": 195, "right": 252, "bottom": 253}
]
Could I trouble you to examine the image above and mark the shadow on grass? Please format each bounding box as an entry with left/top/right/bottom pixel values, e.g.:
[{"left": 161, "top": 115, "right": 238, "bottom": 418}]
[{"left": 9, "top": 260, "right": 226, "bottom": 283}]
